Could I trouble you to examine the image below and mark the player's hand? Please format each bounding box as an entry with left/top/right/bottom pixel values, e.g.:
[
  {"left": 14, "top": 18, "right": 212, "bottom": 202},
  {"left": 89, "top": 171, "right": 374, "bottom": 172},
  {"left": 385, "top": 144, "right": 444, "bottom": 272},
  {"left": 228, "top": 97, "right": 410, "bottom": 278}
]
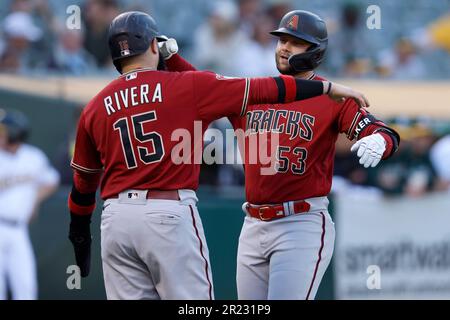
[
  {"left": 350, "top": 133, "right": 386, "bottom": 168},
  {"left": 158, "top": 35, "right": 178, "bottom": 60},
  {"left": 326, "top": 81, "right": 370, "bottom": 108},
  {"left": 68, "top": 213, "right": 92, "bottom": 277}
]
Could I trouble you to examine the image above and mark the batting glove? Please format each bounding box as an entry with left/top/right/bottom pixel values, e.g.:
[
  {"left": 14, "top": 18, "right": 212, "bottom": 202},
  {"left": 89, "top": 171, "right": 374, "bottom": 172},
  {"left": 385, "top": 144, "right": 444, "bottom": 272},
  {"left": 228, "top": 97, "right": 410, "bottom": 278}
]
[
  {"left": 68, "top": 213, "right": 92, "bottom": 277},
  {"left": 158, "top": 35, "right": 178, "bottom": 60},
  {"left": 350, "top": 133, "right": 386, "bottom": 168}
]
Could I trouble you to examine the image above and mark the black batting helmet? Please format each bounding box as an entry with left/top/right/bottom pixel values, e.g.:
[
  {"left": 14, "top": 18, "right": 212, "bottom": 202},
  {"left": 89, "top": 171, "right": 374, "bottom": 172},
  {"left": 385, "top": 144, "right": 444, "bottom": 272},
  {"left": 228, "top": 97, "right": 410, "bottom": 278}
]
[
  {"left": 0, "top": 108, "right": 29, "bottom": 144},
  {"left": 270, "top": 10, "right": 328, "bottom": 72},
  {"left": 108, "top": 11, "right": 166, "bottom": 73}
]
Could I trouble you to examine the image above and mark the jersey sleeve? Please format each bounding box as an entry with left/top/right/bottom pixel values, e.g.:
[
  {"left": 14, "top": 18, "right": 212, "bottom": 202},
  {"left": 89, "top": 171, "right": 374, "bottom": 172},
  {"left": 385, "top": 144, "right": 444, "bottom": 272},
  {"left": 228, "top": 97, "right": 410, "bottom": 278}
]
[
  {"left": 193, "top": 72, "right": 325, "bottom": 123},
  {"left": 193, "top": 71, "right": 251, "bottom": 122},
  {"left": 335, "top": 98, "right": 399, "bottom": 158},
  {"left": 228, "top": 115, "right": 243, "bottom": 131},
  {"left": 336, "top": 98, "right": 382, "bottom": 139},
  {"left": 166, "top": 54, "right": 197, "bottom": 72},
  {"left": 71, "top": 112, "right": 103, "bottom": 174}
]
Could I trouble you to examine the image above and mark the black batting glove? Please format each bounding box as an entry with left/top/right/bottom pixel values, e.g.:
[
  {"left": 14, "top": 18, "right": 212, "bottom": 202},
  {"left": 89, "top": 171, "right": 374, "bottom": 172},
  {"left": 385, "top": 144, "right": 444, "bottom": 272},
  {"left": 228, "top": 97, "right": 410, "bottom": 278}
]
[{"left": 68, "top": 213, "right": 92, "bottom": 278}]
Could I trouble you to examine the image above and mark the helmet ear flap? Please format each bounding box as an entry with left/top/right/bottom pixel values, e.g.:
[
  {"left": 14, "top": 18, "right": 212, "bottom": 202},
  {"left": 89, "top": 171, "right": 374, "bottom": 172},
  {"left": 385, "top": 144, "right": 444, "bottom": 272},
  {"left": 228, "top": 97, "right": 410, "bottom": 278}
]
[
  {"left": 287, "top": 37, "right": 328, "bottom": 72},
  {"left": 288, "top": 45, "right": 321, "bottom": 72}
]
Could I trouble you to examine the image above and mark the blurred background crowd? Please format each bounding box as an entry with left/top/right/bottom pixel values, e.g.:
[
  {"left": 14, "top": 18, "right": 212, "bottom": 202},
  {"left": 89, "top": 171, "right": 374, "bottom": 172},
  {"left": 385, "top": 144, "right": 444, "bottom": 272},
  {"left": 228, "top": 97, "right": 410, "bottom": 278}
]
[
  {"left": 1, "top": 0, "right": 450, "bottom": 197},
  {"left": 1, "top": 0, "right": 450, "bottom": 77}
]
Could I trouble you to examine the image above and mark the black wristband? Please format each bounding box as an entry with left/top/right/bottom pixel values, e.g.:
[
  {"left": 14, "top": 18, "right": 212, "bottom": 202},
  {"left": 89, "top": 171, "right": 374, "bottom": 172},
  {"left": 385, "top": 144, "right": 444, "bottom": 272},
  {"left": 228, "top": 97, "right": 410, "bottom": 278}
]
[
  {"left": 70, "top": 185, "right": 96, "bottom": 206},
  {"left": 273, "top": 77, "right": 324, "bottom": 103},
  {"left": 295, "top": 79, "right": 324, "bottom": 101}
]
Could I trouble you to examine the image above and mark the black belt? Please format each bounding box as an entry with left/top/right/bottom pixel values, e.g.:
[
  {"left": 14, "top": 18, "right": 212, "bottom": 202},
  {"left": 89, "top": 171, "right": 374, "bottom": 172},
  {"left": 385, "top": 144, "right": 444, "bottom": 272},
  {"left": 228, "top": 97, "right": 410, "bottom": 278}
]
[{"left": 0, "top": 216, "right": 21, "bottom": 227}]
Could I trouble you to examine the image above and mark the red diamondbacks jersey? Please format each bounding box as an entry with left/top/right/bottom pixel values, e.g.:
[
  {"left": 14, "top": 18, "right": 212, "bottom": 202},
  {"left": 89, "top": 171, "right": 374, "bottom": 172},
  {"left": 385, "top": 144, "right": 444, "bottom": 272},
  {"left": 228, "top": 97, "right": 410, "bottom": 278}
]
[
  {"left": 71, "top": 69, "right": 252, "bottom": 199},
  {"left": 165, "top": 55, "right": 394, "bottom": 205},
  {"left": 229, "top": 75, "right": 387, "bottom": 205}
]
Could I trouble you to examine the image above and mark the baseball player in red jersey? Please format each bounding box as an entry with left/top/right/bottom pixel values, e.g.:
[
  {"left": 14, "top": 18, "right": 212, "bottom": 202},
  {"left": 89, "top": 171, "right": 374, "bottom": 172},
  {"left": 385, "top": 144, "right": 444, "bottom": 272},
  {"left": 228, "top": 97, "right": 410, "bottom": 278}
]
[
  {"left": 163, "top": 10, "right": 400, "bottom": 300},
  {"left": 67, "top": 11, "right": 369, "bottom": 300}
]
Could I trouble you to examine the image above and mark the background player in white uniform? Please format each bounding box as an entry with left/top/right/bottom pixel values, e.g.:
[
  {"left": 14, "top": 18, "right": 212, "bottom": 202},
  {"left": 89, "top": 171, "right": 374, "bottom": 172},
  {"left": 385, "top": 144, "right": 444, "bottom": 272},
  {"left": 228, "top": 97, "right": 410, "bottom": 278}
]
[{"left": 0, "top": 108, "right": 60, "bottom": 300}]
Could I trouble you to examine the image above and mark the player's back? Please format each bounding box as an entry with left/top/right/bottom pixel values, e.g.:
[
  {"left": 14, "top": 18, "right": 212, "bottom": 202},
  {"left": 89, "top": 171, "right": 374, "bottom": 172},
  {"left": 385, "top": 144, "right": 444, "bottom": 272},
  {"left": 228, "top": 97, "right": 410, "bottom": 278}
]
[{"left": 76, "top": 69, "right": 208, "bottom": 199}]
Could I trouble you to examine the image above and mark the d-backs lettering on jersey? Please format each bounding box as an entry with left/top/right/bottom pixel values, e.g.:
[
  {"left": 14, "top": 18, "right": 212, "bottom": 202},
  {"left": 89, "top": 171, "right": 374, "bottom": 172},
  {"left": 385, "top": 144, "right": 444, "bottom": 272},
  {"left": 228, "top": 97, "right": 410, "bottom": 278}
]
[
  {"left": 230, "top": 76, "right": 391, "bottom": 204},
  {"left": 245, "top": 109, "right": 315, "bottom": 141},
  {"left": 164, "top": 55, "right": 396, "bottom": 204},
  {"left": 71, "top": 69, "right": 258, "bottom": 199}
]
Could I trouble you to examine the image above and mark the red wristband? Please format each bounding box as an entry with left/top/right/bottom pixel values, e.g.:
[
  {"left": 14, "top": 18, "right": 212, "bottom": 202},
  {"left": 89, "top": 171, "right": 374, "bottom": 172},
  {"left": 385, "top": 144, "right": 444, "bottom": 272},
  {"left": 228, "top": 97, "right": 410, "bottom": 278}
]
[
  {"left": 280, "top": 75, "right": 296, "bottom": 103},
  {"left": 378, "top": 132, "right": 394, "bottom": 159}
]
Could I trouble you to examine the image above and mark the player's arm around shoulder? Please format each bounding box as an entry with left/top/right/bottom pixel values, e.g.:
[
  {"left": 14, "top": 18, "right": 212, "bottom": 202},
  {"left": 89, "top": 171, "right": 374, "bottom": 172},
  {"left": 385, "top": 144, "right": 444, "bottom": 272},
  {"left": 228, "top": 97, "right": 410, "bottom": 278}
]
[
  {"left": 324, "top": 81, "right": 370, "bottom": 108},
  {"left": 162, "top": 37, "right": 370, "bottom": 109}
]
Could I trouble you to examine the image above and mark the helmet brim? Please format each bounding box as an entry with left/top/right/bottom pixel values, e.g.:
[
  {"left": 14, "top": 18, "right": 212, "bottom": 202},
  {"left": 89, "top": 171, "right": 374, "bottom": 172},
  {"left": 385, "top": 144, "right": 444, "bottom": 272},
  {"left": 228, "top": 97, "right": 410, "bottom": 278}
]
[{"left": 270, "top": 29, "right": 321, "bottom": 46}]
